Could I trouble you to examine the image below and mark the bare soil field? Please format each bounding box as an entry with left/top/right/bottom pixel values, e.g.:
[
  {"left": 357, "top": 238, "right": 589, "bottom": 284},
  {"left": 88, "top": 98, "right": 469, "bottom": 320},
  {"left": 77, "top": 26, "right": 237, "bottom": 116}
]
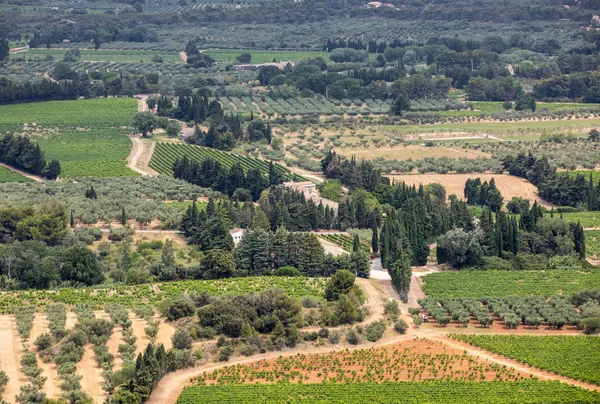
[
  {"left": 0, "top": 315, "right": 24, "bottom": 404},
  {"left": 29, "top": 313, "right": 60, "bottom": 400},
  {"left": 389, "top": 173, "right": 552, "bottom": 207}
]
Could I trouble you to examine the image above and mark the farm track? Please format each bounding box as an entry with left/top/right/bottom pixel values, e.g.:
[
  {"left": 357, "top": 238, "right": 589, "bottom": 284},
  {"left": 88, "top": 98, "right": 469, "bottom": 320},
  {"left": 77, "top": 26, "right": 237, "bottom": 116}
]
[
  {"left": 0, "top": 162, "right": 44, "bottom": 183},
  {"left": 0, "top": 315, "right": 24, "bottom": 404},
  {"left": 147, "top": 263, "right": 600, "bottom": 404},
  {"left": 127, "top": 136, "right": 159, "bottom": 176}
]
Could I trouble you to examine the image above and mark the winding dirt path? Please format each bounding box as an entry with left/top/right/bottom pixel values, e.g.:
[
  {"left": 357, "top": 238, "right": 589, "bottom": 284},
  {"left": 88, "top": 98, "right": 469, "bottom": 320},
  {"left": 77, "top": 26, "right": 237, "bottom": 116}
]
[
  {"left": 146, "top": 263, "right": 600, "bottom": 403},
  {"left": 0, "top": 162, "right": 44, "bottom": 183}
]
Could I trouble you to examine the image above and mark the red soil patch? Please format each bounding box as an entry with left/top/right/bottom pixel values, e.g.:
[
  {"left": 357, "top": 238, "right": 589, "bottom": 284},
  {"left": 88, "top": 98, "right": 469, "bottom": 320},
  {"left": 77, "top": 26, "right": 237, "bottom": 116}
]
[{"left": 193, "top": 338, "right": 527, "bottom": 385}]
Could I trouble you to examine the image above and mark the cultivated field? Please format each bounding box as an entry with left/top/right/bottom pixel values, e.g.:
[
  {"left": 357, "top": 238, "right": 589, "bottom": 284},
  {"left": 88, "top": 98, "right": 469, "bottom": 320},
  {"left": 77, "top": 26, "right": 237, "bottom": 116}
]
[
  {"left": 0, "top": 166, "right": 31, "bottom": 182},
  {"left": 23, "top": 49, "right": 181, "bottom": 63},
  {"left": 421, "top": 270, "right": 600, "bottom": 298},
  {"left": 204, "top": 49, "right": 331, "bottom": 64},
  {"left": 388, "top": 173, "right": 548, "bottom": 206},
  {"left": 0, "top": 99, "right": 138, "bottom": 177}
]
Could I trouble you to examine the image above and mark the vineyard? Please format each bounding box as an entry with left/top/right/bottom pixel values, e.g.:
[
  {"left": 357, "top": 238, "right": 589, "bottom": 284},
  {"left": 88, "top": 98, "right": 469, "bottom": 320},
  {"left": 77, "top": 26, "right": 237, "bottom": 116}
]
[
  {"left": 177, "top": 381, "right": 600, "bottom": 403},
  {"left": 204, "top": 49, "right": 330, "bottom": 64},
  {"left": 318, "top": 234, "right": 370, "bottom": 253},
  {"left": 191, "top": 339, "right": 526, "bottom": 385},
  {"left": 561, "top": 211, "right": 600, "bottom": 228},
  {"left": 0, "top": 277, "right": 324, "bottom": 313},
  {"left": 421, "top": 270, "right": 600, "bottom": 298},
  {"left": 0, "top": 166, "right": 31, "bottom": 182},
  {"left": 418, "top": 295, "right": 584, "bottom": 330},
  {"left": 0, "top": 98, "right": 139, "bottom": 178},
  {"left": 452, "top": 335, "right": 600, "bottom": 386},
  {"left": 149, "top": 142, "right": 306, "bottom": 181}
]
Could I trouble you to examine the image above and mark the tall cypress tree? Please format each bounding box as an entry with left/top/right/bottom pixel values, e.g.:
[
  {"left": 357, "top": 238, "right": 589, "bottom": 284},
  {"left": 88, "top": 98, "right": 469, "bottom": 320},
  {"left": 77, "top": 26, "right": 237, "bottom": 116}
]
[
  {"left": 121, "top": 206, "right": 127, "bottom": 226},
  {"left": 352, "top": 234, "right": 361, "bottom": 252},
  {"left": 371, "top": 222, "right": 379, "bottom": 256},
  {"left": 574, "top": 221, "right": 586, "bottom": 260}
]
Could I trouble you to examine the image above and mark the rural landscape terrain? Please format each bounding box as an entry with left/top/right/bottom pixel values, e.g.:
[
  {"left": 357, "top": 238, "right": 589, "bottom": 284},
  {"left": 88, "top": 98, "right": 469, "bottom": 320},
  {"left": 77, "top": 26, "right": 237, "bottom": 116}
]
[{"left": 2, "top": 0, "right": 600, "bottom": 403}]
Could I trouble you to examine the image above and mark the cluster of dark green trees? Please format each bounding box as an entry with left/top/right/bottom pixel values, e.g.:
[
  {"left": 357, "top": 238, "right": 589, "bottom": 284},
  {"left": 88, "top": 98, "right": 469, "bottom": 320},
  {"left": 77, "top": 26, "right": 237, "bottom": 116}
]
[
  {"left": 234, "top": 228, "right": 325, "bottom": 277},
  {"left": 464, "top": 178, "right": 503, "bottom": 212},
  {"left": 184, "top": 116, "right": 272, "bottom": 151},
  {"left": 321, "top": 150, "right": 389, "bottom": 192},
  {"left": 0, "top": 134, "right": 61, "bottom": 179},
  {"left": 154, "top": 88, "right": 223, "bottom": 124},
  {"left": 503, "top": 153, "right": 588, "bottom": 207},
  {"left": 0, "top": 203, "right": 105, "bottom": 289},
  {"left": 172, "top": 156, "right": 283, "bottom": 201},
  {"left": 437, "top": 202, "right": 586, "bottom": 269}
]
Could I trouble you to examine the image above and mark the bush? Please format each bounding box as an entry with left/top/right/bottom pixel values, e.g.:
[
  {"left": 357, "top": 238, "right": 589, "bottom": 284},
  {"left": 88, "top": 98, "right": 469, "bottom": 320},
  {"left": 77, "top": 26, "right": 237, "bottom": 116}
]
[
  {"left": 394, "top": 319, "right": 408, "bottom": 334},
  {"left": 346, "top": 329, "right": 359, "bottom": 345},
  {"left": 275, "top": 266, "right": 302, "bottom": 277},
  {"left": 583, "top": 317, "right": 600, "bottom": 334},
  {"left": 302, "top": 331, "right": 319, "bottom": 341},
  {"left": 34, "top": 334, "right": 53, "bottom": 351},
  {"left": 412, "top": 315, "right": 423, "bottom": 328},
  {"left": 172, "top": 329, "right": 193, "bottom": 350},
  {"left": 318, "top": 327, "right": 329, "bottom": 338},
  {"left": 408, "top": 307, "right": 421, "bottom": 316},
  {"left": 165, "top": 296, "right": 196, "bottom": 321},
  {"left": 365, "top": 321, "right": 386, "bottom": 342},
  {"left": 384, "top": 300, "right": 400, "bottom": 315},
  {"left": 328, "top": 331, "right": 340, "bottom": 344},
  {"left": 218, "top": 345, "right": 234, "bottom": 361},
  {"left": 301, "top": 296, "right": 320, "bottom": 308}
]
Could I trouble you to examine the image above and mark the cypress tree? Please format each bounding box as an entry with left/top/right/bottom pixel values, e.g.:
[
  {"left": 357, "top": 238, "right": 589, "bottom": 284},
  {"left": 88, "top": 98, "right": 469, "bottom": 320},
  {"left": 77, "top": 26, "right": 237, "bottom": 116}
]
[
  {"left": 352, "top": 234, "right": 361, "bottom": 252},
  {"left": 70, "top": 210, "right": 75, "bottom": 228},
  {"left": 574, "top": 221, "right": 586, "bottom": 260},
  {"left": 121, "top": 206, "right": 127, "bottom": 226},
  {"left": 371, "top": 222, "right": 379, "bottom": 256}
]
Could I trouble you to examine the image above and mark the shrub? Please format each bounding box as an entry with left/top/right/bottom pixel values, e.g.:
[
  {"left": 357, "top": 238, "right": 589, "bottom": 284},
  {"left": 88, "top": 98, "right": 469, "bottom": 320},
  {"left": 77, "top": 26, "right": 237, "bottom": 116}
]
[
  {"left": 218, "top": 345, "right": 234, "bottom": 361},
  {"left": 172, "top": 329, "right": 193, "bottom": 350},
  {"left": 346, "top": 329, "right": 359, "bottom": 345},
  {"left": 408, "top": 307, "right": 421, "bottom": 316},
  {"left": 394, "top": 319, "right": 408, "bottom": 334},
  {"left": 365, "top": 321, "right": 386, "bottom": 342},
  {"left": 34, "top": 334, "right": 53, "bottom": 351},
  {"left": 318, "top": 328, "right": 329, "bottom": 338},
  {"left": 384, "top": 300, "right": 400, "bottom": 315},
  {"left": 301, "top": 296, "right": 320, "bottom": 308},
  {"left": 302, "top": 331, "right": 319, "bottom": 341},
  {"left": 583, "top": 317, "right": 600, "bottom": 334},
  {"left": 165, "top": 296, "right": 196, "bottom": 321},
  {"left": 275, "top": 266, "right": 302, "bottom": 277},
  {"left": 328, "top": 331, "right": 340, "bottom": 344}
]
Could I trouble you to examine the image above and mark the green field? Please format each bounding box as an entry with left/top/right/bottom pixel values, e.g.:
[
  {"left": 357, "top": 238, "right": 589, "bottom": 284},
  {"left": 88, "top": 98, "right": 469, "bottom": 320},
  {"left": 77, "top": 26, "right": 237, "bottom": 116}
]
[
  {"left": 204, "top": 49, "right": 331, "bottom": 64},
  {"left": 561, "top": 211, "right": 600, "bottom": 228},
  {"left": 23, "top": 48, "right": 181, "bottom": 63},
  {"left": 382, "top": 118, "right": 600, "bottom": 136},
  {"left": 452, "top": 335, "right": 600, "bottom": 386},
  {"left": 0, "top": 277, "right": 324, "bottom": 313},
  {"left": 150, "top": 142, "right": 305, "bottom": 181},
  {"left": 585, "top": 230, "right": 600, "bottom": 258},
  {"left": 0, "top": 99, "right": 138, "bottom": 178},
  {"left": 421, "top": 270, "right": 600, "bottom": 298},
  {"left": 177, "top": 381, "right": 600, "bottom": 403},
  {"left": 0, "top": 166, "right": 32, "bottom": 183}
]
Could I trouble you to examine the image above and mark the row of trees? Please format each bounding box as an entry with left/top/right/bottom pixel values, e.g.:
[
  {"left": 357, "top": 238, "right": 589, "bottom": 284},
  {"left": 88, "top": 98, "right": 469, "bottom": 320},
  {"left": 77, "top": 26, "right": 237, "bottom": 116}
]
[
  {"left": 321, "top": 151, "right": 389, "bottom": 192},
  {"left": 464, "top": 178, "right": 503, "bottom": 212},
  {"left": 0, "top": 134, "right": 60, "bottom": 179}
]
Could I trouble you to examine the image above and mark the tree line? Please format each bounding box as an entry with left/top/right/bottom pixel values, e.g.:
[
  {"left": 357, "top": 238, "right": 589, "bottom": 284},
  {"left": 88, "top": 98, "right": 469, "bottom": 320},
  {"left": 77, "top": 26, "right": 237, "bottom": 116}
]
[{"left": 0, "top": 134, "right": 61, "bottom": 179}]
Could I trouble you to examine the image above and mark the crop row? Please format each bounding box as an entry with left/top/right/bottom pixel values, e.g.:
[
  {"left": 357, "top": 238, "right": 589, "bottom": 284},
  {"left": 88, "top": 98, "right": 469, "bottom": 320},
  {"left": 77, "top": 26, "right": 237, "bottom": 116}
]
[
  {"left": 177, "top": 381, "right": 600, "bottom": 403},
  {"left": 452, "top": 335, "right": 600, "bottom": 386},
  {"left": 421, "top": 270, "right": 600, "bottom": 298},
  {"left": 318, "top": 234, "right": 370, "bottom": 253},
  {"left": 419, "top": 295, "right": 582, "bottom": 329},
  {"left": 0, "top": 277, "right": 325, "bottom": 313},
  {"left": 150, "top": 142, "right": 305, "bottom": 181}
]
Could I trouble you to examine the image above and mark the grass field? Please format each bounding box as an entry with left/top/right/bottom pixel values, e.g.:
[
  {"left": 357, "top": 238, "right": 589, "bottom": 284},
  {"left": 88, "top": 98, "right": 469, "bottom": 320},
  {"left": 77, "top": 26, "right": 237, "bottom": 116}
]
[
  {"left": 0, "top": 98, "right": 138, "bottom": 178},
  {"left": 452, "top": 335, "right": 600, "bottom": 386},
  {"left": 421, "top": 270, "right": 600, "bottom": 298},
  {"left": 204, "top": 49, "right": 331, "bottom": 64},
  {"left": 23, "top": 48, "right": 181, "bottom": 63},
  {"left": 177, "top": 381, "right": 600, "bottom": 403},
  {"left": 0, "top": 166, "right": 32, "bottom": 182}
]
